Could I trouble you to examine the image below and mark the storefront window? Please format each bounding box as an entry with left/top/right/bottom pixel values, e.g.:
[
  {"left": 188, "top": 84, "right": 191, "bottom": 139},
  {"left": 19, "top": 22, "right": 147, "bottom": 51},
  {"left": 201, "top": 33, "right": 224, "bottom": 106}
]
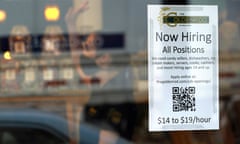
[{"left": 0, "top": 0, "right": 239, "bottom": 143}]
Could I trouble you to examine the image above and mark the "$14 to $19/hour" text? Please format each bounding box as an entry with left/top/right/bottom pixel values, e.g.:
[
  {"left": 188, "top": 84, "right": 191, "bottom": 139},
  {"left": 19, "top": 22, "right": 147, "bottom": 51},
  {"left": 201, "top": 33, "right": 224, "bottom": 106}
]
[{"left": 158, "top": 116, "right": 211, "bottom": 125}]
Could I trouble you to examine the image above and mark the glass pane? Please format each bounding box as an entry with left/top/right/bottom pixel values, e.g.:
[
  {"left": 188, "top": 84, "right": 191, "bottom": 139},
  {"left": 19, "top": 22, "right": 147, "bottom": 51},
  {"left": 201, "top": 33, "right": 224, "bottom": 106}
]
[{"left": 0, "top": 0, "right": 239, "bottom": 143}]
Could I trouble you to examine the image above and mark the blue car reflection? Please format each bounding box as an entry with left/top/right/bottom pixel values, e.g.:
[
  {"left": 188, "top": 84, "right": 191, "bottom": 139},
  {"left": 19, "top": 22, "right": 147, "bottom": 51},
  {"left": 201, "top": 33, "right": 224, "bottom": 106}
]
[{"left": 0, "top": 109, "right": 131, "bottom": 144}]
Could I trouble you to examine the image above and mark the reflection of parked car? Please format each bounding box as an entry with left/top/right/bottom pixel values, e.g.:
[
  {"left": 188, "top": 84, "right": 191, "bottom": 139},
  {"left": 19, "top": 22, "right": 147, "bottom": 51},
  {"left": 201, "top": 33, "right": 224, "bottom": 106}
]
[{"left": 0, "top": 109, "right": 131, "bottom": 144}]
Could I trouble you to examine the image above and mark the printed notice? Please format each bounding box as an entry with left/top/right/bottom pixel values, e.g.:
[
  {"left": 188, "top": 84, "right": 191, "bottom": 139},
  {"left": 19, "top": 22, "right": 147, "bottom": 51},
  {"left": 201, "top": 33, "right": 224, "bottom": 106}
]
[{"left": 148, "top": 5, "right": 219, "bottom": 131}]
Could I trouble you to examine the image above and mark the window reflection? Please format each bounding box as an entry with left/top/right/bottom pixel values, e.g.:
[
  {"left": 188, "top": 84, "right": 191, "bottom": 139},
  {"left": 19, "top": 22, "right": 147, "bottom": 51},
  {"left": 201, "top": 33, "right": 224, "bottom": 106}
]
[{"left": 0, "top": 0, "right": 239, "bottom": 143}]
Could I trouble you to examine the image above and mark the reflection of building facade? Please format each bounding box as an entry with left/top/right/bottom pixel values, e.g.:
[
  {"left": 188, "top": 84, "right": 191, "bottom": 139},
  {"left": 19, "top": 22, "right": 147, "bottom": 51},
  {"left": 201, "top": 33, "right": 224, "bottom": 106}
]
[
  {"left": 9, "top": 25, "right": 31, "bottom": 54},
  {"left": 42, "top": 25, "right": 67, "bottom": 55}
]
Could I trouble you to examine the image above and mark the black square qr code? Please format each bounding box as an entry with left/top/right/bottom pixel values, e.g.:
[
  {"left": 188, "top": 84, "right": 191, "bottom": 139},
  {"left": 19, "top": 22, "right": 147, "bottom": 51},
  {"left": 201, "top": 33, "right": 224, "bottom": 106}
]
[{"left": 172, "top": 87, "right": 196, "bottom": 112}]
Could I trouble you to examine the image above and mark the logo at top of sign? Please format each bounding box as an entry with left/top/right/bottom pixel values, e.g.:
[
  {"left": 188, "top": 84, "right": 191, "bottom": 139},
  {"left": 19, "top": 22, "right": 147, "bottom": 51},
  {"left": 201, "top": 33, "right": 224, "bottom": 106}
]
[
  {"left": 157, "top": 7, "right": 171, "bottom": 28},
  {"left": 158, "top": 7, "right": 209, "bottom": 28}
]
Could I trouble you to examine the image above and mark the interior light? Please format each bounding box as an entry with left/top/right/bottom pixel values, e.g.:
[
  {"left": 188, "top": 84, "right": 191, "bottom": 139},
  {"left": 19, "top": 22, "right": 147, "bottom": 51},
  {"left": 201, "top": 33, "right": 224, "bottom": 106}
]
[
  {"left": 0, "top": 10, "right": 6, "bottom": 22},
  {"left": 44, "top": 5, "right": 60, "bottom": 21},
  {"left": 4, "top": 51, "right": 11, "bottom": 60}
]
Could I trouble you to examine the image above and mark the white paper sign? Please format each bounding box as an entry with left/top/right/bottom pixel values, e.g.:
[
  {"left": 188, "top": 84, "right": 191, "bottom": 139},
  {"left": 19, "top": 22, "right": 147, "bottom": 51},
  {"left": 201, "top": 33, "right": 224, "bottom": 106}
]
[{"left": 148, "top": 5, "right": 219, "bottom": 131}]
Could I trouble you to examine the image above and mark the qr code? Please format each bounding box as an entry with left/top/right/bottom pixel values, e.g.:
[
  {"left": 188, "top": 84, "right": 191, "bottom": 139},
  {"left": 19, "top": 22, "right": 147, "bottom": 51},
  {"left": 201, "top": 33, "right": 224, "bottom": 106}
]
[{"left": 172, "top": 87, "right": 196, "bottom": 112}]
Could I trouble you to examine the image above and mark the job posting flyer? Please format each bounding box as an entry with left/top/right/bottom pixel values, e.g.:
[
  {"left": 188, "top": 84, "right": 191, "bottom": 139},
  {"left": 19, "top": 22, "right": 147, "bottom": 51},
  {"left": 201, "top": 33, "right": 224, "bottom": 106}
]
[{"left": 148, "top": 5, "right": 219, "bottom": 131}]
